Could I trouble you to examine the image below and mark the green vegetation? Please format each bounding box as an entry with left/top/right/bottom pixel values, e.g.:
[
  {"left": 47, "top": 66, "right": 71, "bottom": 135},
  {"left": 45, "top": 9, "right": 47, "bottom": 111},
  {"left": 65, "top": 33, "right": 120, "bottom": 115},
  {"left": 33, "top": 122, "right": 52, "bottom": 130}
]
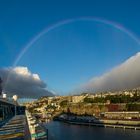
[
  {"left": 84, "top": 94, "right": 140, "bottom": 104},
  {"left": 84, "top": 97, "right": 94, "bottom": 103},
  {"left": 60, "top": 100, "right": 68, "bottom": 107},
  {"left": 126, "top": 103, "right": 140, "bottom": 111}
]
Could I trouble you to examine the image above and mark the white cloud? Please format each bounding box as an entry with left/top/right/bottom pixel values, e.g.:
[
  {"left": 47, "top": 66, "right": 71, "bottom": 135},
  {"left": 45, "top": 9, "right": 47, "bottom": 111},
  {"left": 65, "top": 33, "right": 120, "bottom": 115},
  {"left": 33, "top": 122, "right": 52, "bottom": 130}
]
[
  {"left": 82, "top": 52, "right": 140, "bottom": 92},
  {"left": 0, "top": 66, "right": 53, "bottom": 98},
  {"left": 13, "top": 67, "right": 31, "bottom": 76},
  {"left": 32, "top": 74, "right": 40, "bottom": 80}
]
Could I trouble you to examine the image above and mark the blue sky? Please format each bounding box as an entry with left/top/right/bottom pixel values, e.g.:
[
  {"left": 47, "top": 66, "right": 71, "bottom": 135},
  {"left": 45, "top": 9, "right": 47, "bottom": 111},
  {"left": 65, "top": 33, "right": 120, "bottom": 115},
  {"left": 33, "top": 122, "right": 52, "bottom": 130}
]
[{"left": 0, "top": 0, "right": 140, "bottom": 95}]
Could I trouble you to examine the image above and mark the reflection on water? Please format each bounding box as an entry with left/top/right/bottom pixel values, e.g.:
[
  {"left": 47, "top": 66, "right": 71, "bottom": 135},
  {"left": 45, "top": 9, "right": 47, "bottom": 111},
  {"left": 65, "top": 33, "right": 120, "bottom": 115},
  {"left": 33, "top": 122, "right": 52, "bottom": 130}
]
[{"left": 45, "top": 121, "right": 140, "bottom": 140}]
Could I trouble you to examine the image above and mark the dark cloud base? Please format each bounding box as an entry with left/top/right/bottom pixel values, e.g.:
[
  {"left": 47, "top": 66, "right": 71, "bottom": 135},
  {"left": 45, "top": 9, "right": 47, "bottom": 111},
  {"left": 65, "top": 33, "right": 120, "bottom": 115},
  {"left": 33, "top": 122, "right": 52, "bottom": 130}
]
[{"left": 0, "top": 67, "right": 53, "bottom": 98}]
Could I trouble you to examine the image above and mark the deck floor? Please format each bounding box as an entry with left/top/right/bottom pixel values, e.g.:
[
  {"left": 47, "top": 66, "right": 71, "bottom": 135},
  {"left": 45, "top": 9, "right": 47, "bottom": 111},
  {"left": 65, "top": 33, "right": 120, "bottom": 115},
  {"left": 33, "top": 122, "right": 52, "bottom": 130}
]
[{"left": 0, "top": 115, "right": 30, "bottom": 140}]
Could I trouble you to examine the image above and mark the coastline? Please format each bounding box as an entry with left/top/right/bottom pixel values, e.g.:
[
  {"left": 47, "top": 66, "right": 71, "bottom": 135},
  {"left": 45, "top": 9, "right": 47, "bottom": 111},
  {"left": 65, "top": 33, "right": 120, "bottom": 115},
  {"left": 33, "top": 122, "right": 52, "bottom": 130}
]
[{"left": 54, "top": 118, "right": 140, "bottom": 130}]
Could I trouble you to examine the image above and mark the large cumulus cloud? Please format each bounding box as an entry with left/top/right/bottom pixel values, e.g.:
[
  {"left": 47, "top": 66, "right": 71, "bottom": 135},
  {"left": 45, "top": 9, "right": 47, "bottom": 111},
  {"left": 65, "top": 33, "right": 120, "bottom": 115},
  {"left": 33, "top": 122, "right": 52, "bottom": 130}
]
[
  {"left": 82, "top": 52, "right": 140, "bottom": 92},
  {"left": 0, "top": 67, "right": 53, "bottom": 98}
]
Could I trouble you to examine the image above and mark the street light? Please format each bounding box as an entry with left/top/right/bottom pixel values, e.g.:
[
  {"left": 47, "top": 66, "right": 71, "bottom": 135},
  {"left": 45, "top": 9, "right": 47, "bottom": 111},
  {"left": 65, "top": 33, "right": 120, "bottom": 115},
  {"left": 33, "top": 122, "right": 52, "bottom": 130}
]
[{"left": 13, "top": 95, "right": 18, "bottom": 116}]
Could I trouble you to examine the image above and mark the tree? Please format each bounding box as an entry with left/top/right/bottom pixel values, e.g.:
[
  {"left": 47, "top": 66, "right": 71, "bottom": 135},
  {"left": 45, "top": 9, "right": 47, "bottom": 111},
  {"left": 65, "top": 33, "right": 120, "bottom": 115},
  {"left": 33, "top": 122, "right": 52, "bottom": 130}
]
[
  {"left": 83, "top": 97, "right": 94, "bottom": 103},
  {"left": 60, "top": 100, "right": 68, "bottom": 107}
]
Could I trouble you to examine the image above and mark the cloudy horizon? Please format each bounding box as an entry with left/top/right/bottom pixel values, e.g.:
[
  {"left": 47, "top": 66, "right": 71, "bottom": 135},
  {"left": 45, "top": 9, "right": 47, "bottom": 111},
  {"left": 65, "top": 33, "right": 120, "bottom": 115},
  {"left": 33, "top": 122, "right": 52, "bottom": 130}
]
[
  {"left": 1, "top": 51, "right": 140, "bottom": 98},
  {"left": 81, "top": 52, "right": 140, "bottom": 93}
]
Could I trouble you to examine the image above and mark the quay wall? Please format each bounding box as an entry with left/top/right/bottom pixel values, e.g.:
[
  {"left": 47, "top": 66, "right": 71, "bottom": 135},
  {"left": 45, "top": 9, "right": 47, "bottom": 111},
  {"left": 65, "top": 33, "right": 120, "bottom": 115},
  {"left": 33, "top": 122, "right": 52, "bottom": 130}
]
[
  {"left": 97, "top": 119, "right": 140, "bottom": 126},
  {"left": 54, "top": 117, "right": 140, "bottom": 130}
]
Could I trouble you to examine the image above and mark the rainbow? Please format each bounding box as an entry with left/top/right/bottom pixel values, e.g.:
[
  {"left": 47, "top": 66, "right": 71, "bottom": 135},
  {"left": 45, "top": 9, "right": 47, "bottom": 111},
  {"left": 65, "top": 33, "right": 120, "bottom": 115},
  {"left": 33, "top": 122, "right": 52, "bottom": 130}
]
[
  {"left": 13, "top": 16, "right": 140, "bottom": 66},
  {"left": 4, "top": 17, "right": 140, "bottom": 94}
]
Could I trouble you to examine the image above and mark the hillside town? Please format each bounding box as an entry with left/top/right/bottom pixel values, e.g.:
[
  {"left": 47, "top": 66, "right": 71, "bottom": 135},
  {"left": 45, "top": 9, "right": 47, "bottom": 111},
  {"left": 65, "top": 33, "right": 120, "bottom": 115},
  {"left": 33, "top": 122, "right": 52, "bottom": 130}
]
[{"left": 26, "top": 88, "right": 140, "bottom": 124}]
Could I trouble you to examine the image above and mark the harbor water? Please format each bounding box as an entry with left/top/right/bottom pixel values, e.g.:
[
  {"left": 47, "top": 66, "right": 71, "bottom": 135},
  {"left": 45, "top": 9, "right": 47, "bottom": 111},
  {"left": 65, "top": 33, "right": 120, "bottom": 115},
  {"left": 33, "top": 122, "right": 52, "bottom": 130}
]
[{"left": 45, "top": 121, "right": 140, "bottom": 140}]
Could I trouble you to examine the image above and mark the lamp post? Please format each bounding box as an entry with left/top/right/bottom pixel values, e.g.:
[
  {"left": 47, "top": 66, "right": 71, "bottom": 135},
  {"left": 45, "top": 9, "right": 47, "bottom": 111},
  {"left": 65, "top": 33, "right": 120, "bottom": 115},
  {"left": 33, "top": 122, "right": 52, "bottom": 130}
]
[
  {"left": 13, "top": 95, "right": 18, "bottom": 116},
  {"left": 14, "top": 101, "right": 16, "bottom": 116}
]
